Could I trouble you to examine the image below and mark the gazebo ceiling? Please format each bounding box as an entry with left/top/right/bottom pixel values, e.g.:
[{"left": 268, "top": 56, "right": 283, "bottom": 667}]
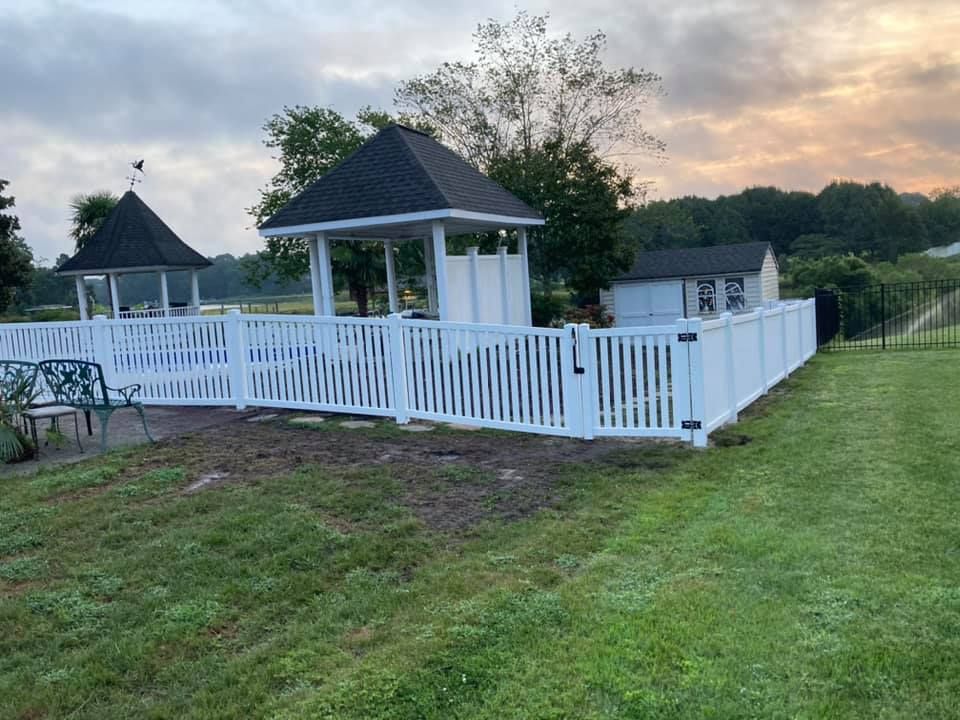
[
  {"left": 57, "top": 190, "right": 211, "bottom": 276},
  {"left": 258, "top": 124, "right": 544, "bottom": 239}
]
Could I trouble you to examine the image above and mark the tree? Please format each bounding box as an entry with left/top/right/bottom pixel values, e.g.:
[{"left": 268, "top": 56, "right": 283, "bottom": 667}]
[
  {"left": 488, "top": 139, "right": 635, "bottom": 299},
  {"left": 247, "top": 106, "right": 430, "bottom": 314},
  {"left": 623, "top": 200, "right": 701, "bottom": 251},
  {"left": 920, "top": 187, "right": 960, "bottom": 248},
  {"left": 0, "top": 180, "right": 34, "bottom": 313},
  {"left": 396, "top": 11, "right": 664, "bottom": 169},
  {"left": 69, "top": 191, "right": 118, "bottom": 250}
]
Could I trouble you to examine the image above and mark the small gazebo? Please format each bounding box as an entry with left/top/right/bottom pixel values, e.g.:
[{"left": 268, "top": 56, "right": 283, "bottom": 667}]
[
  {"left": 258, "top": 124, "right": 544, "bottom": 324},
  {"left": 57, "top": 191, "right": 211, "bottom": 320}
]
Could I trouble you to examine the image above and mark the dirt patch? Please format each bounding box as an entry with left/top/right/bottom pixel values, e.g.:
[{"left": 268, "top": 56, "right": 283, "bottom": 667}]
[{"left": 105, "top": 412, "right": 689, "bottom": 532}]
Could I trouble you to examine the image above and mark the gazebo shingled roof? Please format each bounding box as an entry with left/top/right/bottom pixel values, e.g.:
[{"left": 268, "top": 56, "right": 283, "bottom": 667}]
[
  {"left": 58, "top": 190, "right": 211, "bottom": 275},
  {"left": 259, "top": 124, "right": 543, "bottom": 240}
]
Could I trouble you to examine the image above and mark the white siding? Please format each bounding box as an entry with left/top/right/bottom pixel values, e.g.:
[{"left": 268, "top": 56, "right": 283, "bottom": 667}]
[
  {"left": 760, "top": 249, "right": 780, "bottom": 302},
  {"left": 599, "top": 287, "right": 615, "bottom": 312}
]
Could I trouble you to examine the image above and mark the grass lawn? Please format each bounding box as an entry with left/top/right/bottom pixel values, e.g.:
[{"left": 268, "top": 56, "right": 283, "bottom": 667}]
[{"left": 3, "top": 351, "right": 960, "bottom": 718}]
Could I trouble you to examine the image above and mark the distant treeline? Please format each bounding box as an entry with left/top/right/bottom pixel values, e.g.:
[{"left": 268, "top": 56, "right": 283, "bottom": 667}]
[
  {"left": 21, "top": 252, "right": 313, "bottom": 310},
  {"left": 625, "top": 181, "right": 960, "bottom": 263}
]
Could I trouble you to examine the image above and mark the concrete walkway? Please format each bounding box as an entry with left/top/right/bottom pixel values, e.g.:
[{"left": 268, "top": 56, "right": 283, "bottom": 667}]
[{"left": 1, "top": 405, "right": 259, "bottom": 476}]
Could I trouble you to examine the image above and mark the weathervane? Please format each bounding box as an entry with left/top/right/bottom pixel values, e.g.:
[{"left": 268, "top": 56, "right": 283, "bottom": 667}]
[{"left": 126, "top": 159, "right": 145, "bottom": 191}]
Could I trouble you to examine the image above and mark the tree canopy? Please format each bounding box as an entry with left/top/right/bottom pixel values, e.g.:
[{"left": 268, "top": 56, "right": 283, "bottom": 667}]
[
  {"left": 626, "top": 180, "right": 959, "bottom": 265},
  {"left": 396, "top": 11, "right": 664, "bottom": 169},
  {"left": 0, "top": 180, "right": 34, "bottom": 313}
]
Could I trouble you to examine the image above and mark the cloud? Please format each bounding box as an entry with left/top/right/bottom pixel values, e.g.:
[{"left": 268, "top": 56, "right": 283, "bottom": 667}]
[{"left": 2, "top": 0, "right": 958, "bottom": 265}]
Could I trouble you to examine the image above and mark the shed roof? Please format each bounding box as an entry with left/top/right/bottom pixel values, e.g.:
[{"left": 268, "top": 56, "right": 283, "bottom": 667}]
[
  {"left": 258, "top": 124, "right": 543, "bottom": 239},
  {"left": 57, "top": 191, "right": 210, "bottom": 275},
  {"left": 616, "top": 242, "right": 775, "bottom": 282}
]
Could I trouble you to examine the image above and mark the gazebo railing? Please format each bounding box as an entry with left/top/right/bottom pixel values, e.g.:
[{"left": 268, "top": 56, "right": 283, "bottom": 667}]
[{"left": 116, "top": 305, "right": 202, "bottom": 320}]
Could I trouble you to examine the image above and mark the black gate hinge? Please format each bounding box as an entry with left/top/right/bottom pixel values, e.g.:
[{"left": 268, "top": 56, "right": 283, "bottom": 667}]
[
  {"left": 677, "top": 332, "right": 698, "bottom": 342},
  {"left": 681, "top": 420, "right": 702, "bottom": 430}
]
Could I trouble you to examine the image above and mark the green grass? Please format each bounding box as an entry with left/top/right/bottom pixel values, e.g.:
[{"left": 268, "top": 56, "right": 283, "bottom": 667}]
[{"left": 3, "top": 351, "right": 960, "bottom": 718}]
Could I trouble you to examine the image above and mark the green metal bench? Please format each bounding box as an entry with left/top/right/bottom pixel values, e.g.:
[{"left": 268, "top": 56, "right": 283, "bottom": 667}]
[{"left": 38, "top": 359, "right": 153, "bottom": 452}]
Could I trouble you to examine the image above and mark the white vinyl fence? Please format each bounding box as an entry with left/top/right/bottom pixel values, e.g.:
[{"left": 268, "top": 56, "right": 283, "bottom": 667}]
[{"left": 0, "top": 300, "right": 817, "bottom": 446}]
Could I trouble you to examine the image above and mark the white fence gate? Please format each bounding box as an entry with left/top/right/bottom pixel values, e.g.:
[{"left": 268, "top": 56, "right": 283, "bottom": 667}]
[{"left": 0, "top": 300, "right": 817, "bottom": 447}]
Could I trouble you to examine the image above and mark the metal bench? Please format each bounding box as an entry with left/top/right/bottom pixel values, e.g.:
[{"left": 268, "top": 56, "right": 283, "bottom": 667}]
[
  {"left": 37, "top": 359, "right": 154, "bottom": 452},
  {"left": 1, "top": 360, "right": 83, "bottom": 459}
]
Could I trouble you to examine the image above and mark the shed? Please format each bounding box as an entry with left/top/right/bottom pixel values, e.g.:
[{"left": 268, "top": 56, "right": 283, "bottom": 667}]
[
  {"left": 57, "top": 190, "right": 211, "bottom": 320},
  {"left": 600, "top": 242, "right": 779, "bottom": 327},
  {"left": 258, "top": 124, "right": 544, "bottom": 324}
]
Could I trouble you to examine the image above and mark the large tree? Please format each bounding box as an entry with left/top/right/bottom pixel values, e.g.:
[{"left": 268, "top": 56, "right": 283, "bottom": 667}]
[
  {"left": 488, "top": 139, "right": 634, "bottom": 298},
  {"left": 395, "top": 10, "right": 664, "bottom": 168},
  {"left": 246, "top": 106, "right": 430, "bottom": 315},
  {"left": 0, "top": 180, "right": 34, "bottom": 313},
  {"left": 397, "top": 11, "right": 660, "bottom": 299}
]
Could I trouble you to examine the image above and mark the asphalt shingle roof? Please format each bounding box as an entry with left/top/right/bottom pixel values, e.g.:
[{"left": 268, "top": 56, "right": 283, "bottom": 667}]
[
  {"left": 617, "top": 242, "right": 774, "bottom": 281},
  {"left": 259, "top": 124, "right": 542, "bottom": 231},
  {"left": 58, "top": 191, "right": 210, "bottom": 274}
]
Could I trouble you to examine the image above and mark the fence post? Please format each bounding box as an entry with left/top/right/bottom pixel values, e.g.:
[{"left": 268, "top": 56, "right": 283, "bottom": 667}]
[
  {"left": 780, "top": 303, "right": 789, "bottom": 378},
  {"left": 722, "top": 312, "right": 738, "bottom": 424},
  {"left": 880, "top": 283, "right": 886, "bottom": 350},
  {"left": 91, "top": 314, "right": 116, "bottom": 387},
  {"left": 559, "top": 323, "right": 583, "bottom": 438},
  {"left": 388, "top": 313, "right": 410, "bottom": 424},
  {"left": 225, "top": 309, "right": 247, "bottom": 409},
  {"left": 686, "top": 317, "right": 708, "bottom": 448},
  {"left": 755, "top": 307, "right": 769, "bottom": 394},
  {"left": 578, "top": 323, "right": 598, "bottom": 440}
]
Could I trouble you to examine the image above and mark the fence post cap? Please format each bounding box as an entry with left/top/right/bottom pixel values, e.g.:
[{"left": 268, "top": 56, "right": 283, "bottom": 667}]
[
  {"left": 227, "top": 308, "right": 242, "bottom": 316},
  {"left": 93, "top": 314, "right": 107, "bottom": 321}
]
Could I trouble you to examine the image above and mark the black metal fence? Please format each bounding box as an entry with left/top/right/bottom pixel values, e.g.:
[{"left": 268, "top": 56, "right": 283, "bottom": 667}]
[{"left": 815, "top": 279, "right": 960, "bottom": 350}]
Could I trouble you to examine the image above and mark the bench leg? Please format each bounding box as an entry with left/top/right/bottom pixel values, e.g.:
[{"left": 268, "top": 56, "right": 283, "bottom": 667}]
[
  {"left": 96, "top": 409, "right": 113, "bottom": 453},
  {"left": 74, "top": 412, "right": 83, "bottom": 454},
  {"left": 84, "top": 410, "right": 92, "bottom": 436},
  {"left": 133, "top": 405, "right": 154, "bottom": 443},
  {"left": 29, "top": 417, "right": 39, "bottom": 460}
]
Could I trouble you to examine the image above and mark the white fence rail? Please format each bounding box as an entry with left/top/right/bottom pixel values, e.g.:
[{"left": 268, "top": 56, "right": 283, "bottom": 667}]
[{"left": 0, "top": 300, "right": 817, "bottom": 446}]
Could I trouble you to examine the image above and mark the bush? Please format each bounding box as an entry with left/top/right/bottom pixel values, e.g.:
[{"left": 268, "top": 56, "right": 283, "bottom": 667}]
[
  {"left": 563, "top": 304, "right": 614, "bottom": 328},
  {"left": 530, "top": 292, "right": 569, "bottom": 327}
]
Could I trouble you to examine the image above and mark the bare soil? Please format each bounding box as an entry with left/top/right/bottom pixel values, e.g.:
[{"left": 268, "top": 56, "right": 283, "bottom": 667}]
[{"left": 114, "top": 412, "right": 689, "bottom": 532}]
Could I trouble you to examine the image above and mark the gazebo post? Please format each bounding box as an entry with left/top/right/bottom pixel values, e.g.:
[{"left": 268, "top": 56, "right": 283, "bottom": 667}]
[
  {"left": 75, "top": 276, "right": 89, "bottom": 321},
  {"left": 190, "top": 270, "right": 201, "bottom": 310},
  {"left": 159, "top": 271, "right": 170, "bottom": 313},
  {"left": 316, "top": 232, "right": 336, "bottom": 316},
  {"left": 109, "top": 273, "right": 121, "bottom": 319},
  {"left": 432, "top": 221, "right": 449, "bottom": 321},
  {"left": 308, "top": 235, "right": 324, "bottom": 316},
  {"left": 384, "top": 240, "right": 399, "bottom": 314},
  {"left": 423, "top": 236, "right": 437, "bottom": 313},
  {"left": 517, "top": 227, "right": 533, "bottom": 325}
]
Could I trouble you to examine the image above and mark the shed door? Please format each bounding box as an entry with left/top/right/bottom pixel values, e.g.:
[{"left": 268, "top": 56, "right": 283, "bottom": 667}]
[{"left": 614, "top": 280, "right": 684, "bottom": 327}]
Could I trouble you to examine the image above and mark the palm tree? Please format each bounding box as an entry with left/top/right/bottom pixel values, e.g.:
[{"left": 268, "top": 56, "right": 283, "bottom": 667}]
[
  {"left": 332, "top": 241, "right": 386, "bottom": 316},
  {"left": 69, "top": 191, "right": 118, "bottom": 250}
]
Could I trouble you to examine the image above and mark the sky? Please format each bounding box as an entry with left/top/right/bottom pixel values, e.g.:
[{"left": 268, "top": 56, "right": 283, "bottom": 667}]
[{"left": 2, "top": 0, "right": 958, "bottom": 264}]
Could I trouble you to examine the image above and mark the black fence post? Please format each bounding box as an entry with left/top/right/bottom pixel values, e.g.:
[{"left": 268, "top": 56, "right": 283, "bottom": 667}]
[{"left": 880, "top": 283, "right": 886, "bottom": 350}]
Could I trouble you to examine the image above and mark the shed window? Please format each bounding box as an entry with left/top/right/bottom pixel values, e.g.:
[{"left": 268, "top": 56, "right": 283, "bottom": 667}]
[
  {"left": 697, "top": 280, "right": 716, "bottom": 313},
  {"left": 724, "top": 278, "right": 746, "bottom": 312}
]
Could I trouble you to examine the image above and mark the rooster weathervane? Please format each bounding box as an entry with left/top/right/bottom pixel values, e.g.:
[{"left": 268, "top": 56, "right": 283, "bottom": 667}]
[{"left": 126, "top": 159, "right": 145, "bottom": 191}]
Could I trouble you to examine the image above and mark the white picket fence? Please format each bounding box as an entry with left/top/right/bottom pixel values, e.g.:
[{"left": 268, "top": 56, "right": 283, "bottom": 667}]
[{"left": 0, "top": 300, "right": 817, "bottom": 446}]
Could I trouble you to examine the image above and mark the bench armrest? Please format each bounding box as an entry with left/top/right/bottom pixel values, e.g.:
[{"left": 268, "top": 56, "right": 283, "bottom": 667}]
[{"left": 106, "top": 383, "right": 142, "bottom": 404}]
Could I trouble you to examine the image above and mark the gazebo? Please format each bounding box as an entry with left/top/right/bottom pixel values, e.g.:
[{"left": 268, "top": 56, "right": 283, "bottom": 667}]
[
  {"left": 57, "top": 190, "right": 211, "bottom": 320},
  {"left": 258, "top": 124, "right": 544, "bottom": 324}
]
